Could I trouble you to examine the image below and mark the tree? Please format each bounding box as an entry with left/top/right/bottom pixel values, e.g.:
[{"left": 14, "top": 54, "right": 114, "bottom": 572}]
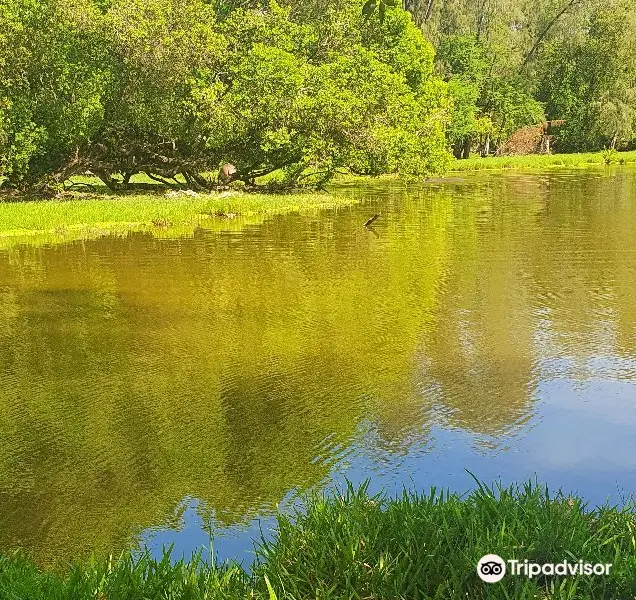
[
  {"left": 436, "top": 34, "right": 485, "bottom": 156},
  {"left": 0, "top": 0, "right": 112, "bottom": 188},
  {"left": 537, "top": 0, "right": 636, "bottom": 150},
  {"left": 0, "top": 0, "right": 452, "bottom": 190},
  {"left": 434, "top": 33, "right": 544, "bottom": 156}
]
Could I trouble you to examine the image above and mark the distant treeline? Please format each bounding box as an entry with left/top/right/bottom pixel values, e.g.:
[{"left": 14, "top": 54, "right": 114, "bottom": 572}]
[
  {"left": 416, "top": 0, "right": 636, "bottom": 158},
  {"left": 1, "top": 0, "right": 634, "bottom": 191}
]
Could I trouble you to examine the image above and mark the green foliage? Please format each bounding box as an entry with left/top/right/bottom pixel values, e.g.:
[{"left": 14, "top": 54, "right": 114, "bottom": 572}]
[
  {"left": 0, "top": 185, "right": 357, "bottom": 241},
  {"left": 0, "top": 0, "right": 451, "bottom": 190},
  {"left": 361, "top": 0, "right": 398, "bottom": 25},
  {"left": 0, "top": 0, "right": 112, "bottom": 186},
  {"left": 6, "top": 0, "right": 634, "bottom": 182},
  {"left": 436, "top": 35, "right": 486, "bottom": 151},
  {"left": 437, "top": 34, "right": 488, "bottom": 85},
  {"left": 0, "top": 549, "right": 252, "bottom": 599},
  {"left": 435, "top": 33, "right": 544, "bottom": 156},
  {"left": 258, "top": 481, "right": 636, "bottom": 599},
  {"left": 601, "top": 147, "right": 619, "bottom": 164},
  {"left": 483, "top": 76, "right": 545, "bottom": 140},
  {"left": 537, "top": 0, "right": 636, "bottom": 151},
  {"left": 363, "top": 7, "right": 436, "bottom": 92},
  {"left": 415, "top": 0, "right": 636, "bottom": 156},
  {"left": 2, "top": 482, "right": 636, "bottom": 599}
]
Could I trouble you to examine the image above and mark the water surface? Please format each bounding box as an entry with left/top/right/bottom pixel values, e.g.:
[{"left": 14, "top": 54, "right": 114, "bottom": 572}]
[{"left": 1, "top": 167, "right": 635, "bottom": 566}]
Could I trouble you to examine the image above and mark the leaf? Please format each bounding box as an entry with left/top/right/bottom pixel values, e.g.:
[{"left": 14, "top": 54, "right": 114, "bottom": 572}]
[{"left": 264, "top": 575, "right": 278, "bottom": 600}]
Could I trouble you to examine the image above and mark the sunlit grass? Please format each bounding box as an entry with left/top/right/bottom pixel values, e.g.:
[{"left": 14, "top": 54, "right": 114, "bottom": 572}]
[
  {"left": 451, "top": 150, "right": 636, "bottom": 171},
  {"left": 3, "top": 152, "right": 636, "bottom": 248},
  {"left": 0, "top": 190, "right": 359, "bottom": 248},
  {"left": 2, "top": 481, "right": 636, "bottom": 599}
]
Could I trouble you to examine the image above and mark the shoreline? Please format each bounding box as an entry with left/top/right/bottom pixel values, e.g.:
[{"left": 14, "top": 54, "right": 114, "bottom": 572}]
[
  {"left": 449, "top": 149, "right": 636, "bottom": 171},
  {"left": 0, "top": 190, "right": 360, "bottom": 250},
  {"left": 2, "top": 151, "right": 636, "bottom": 249},
  {"left": 2, "top": 481, "right": 635, "bottom": 599}
]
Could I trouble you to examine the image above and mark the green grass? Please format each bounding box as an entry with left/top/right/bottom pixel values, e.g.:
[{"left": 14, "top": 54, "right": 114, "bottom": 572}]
[
  {"left": 2, "top": 481, "right": 636, "bottom": 599},
  {"left": 451, "top": 150, "right": 636, "bottom": 171},
  {"left": 3, "top": 151, "right": 636, "bottom": 248},
  {"left": 0, "top": 189, "right": 359, "bottom": 248}
]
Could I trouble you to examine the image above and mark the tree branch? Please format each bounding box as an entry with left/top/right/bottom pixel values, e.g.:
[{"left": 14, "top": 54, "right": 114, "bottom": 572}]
[
  {"left": 520, "top": 0, "right": 582, "bottom": 71},
  {"left": 145, "top": 172, "right": 183, "bottom": 188}
]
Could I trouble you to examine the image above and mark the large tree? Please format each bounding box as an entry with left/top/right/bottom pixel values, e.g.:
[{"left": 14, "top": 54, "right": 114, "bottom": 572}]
[
  {"left": 410, "top": 0, "right": 632, "bottom": 156},
  {"left": 0, "top": 0, "right": 113, "bottom": 187},
  {"left": 0, "top": 0, "right": 451, "bottom": 191}
]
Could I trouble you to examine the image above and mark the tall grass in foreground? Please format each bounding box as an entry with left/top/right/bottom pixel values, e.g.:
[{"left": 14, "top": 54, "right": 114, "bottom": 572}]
[
  {"left": 451, "top": 150, "right": 636, "bottom": 171},
  {"left": 2, "top": 481, "right": 636, "bottom": 599}
]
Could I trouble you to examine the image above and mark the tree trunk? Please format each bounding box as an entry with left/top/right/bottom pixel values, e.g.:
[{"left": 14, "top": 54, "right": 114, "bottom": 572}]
[
  {"left": 520, "top": 0, "right": 581, "bottom": 71},
  {"left": 145, "top": 172, "right": 182, "bottom": 189},
  {"left": 94, "top": 170, "right": 121, "bottom": 192},
  {"left": 423, "top": 0, "right": 434, "bottom": 23},
  {"left": 481, "top": 133, "right": 490, "bottom": 157},
  {"left": 476, "top": 0, "right": 488, "bottom": 41},
  {"left": 190, "top": 172, "right": 213, "bottom": 190},
  {"left": 462, "top": 135, "right": 471, "bottom": 159},
  {"left": 122, "top": 171, "right": 133, "bottom": 188}
]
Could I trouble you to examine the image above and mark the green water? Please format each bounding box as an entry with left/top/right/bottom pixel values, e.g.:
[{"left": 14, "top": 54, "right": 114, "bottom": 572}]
[{"left": 1, "top": 168, "right": 635, "bottom": 566}]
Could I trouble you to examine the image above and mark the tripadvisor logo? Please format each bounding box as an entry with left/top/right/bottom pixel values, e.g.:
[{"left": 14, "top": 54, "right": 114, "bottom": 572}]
[
  {"left": 477, "top": 554, "right": 612, "bottom": 583},
  {"left": 477, "top": 554, "right": 506, "bottom": 583}
]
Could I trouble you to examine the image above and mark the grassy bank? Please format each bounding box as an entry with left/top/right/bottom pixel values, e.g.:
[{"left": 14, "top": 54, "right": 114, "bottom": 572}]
[
  {"left": 451, "top": 150, "right": 636, "bottom": 171},
  {"left": 0, "top": 189, "right": 359, "bottom": 248},
  {"left": 2, "top": 150, "right": 636, "bottom": 248},
  {"left": 2, "top": 481, "right": 636, "bottom": 599}
]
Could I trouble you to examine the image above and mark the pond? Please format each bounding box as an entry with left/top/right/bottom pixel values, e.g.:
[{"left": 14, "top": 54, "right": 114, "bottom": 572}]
[{"left": 1, "top": 167, "right": 635, "bottom": 568}]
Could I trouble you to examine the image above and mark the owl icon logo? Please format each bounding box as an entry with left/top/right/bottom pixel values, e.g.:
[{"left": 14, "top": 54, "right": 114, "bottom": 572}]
[{"left": 477, "top": 554, "right": 506, "bottom": 583}]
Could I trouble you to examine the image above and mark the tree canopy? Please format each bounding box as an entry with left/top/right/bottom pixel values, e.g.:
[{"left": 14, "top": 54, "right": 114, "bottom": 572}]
[
  {"left": 420, "top": 0, "right": 636, "bottom": 155},
  {"left": 1, "top": 0, "right": 635, "bottom": 191},
  {"left": 0, "top": 0, "right": 451, "bottom": 190}
]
